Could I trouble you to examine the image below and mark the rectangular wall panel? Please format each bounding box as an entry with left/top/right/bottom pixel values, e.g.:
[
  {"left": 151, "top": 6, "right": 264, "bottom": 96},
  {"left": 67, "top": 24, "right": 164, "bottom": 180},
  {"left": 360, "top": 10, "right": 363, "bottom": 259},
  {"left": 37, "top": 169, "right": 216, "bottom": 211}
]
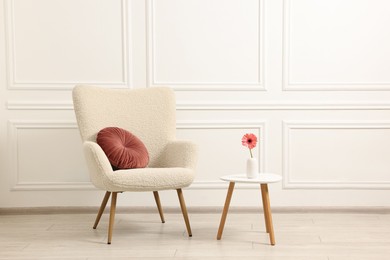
[
  {"left": 283, "top": 121, "right": 390, "bottom": 189},
  {"left": 148, "top": 0, "right": 264, "bottom": 90},
  {"left": 8, "top": 121, "right": 91, "bottom": 190},
  {"left": 284, "top": 0, "right": 390, "bottom": 90},
  {"left": 5, "top": 0, "right": 130, "bottom": 89}
]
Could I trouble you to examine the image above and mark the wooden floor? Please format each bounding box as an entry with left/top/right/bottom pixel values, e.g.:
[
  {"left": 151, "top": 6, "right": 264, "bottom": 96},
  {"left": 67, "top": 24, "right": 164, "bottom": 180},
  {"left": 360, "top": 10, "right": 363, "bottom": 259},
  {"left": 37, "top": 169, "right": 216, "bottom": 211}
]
[{"left": 0, "top": 212, "right": 389, "bottom": 259}]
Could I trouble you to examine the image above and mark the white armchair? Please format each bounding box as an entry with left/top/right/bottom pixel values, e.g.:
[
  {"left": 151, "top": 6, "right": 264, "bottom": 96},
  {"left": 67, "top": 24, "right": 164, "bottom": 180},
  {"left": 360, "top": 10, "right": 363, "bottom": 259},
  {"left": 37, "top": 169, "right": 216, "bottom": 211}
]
[{"left": 72, "top": 85, "right": 197, "bottom": 244}]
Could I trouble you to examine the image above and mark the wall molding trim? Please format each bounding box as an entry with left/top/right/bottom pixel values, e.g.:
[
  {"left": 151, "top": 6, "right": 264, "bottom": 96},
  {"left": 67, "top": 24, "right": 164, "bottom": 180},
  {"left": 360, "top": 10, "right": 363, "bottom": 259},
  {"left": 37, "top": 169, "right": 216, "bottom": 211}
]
[
  {"left": 4, "top": 0, "right": 132, "bottom": 90},
  {"left": 177, "top": 102, "right": 390, "bottom": 111},
  {"left": 146, "top": 0, "right": 265, "bottom": 91},
  {"left": 282, "top": 120, "right": 390, "bottom": 189},
  {"left": 7, "top": 101, "right": 390, "bottom": 110},
  {"left": 11, "top": 182, "right": 96, "bottom": 191},
  {"left": 7, "top": 101, "right": 74, "bottom": 110}
]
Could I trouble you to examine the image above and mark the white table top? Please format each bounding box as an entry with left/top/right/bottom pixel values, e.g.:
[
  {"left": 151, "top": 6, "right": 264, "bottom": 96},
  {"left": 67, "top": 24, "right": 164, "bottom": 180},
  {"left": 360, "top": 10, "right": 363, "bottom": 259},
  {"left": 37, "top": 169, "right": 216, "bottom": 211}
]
[{"left": 220, "top": 173, "right": 282, "bottom": 184}]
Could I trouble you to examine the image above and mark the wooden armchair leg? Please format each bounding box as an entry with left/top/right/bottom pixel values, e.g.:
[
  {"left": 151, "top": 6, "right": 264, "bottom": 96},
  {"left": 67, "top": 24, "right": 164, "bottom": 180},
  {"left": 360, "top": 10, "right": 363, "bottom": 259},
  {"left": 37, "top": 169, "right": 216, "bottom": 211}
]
[
  {"left": 93, "top": 191, "right": 111, "bottom": 229},
  {"left": 153, "top": 191, "right": 165, "bottom": 223},
  {"left": 177, "top": 189, "right": 192, "bottom": 237},
  {"left": 107, "top": 192, "right": 118, "bottom": 244}
]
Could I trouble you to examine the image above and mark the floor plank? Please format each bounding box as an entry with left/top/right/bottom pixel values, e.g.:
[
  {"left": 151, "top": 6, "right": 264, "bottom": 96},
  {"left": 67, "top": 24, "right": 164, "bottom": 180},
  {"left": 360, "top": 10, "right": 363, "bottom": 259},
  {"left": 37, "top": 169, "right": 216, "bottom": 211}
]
[{"left": 0, "top": 212, "right": 389, "bottom": 259}]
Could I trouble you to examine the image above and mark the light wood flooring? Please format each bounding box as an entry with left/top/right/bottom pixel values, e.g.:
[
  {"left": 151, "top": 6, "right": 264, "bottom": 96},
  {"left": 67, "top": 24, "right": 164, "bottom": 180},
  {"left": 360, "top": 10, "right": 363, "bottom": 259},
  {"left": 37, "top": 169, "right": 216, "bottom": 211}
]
[{"left": 1, "top": 211, "right": 389, "bottom": 259}]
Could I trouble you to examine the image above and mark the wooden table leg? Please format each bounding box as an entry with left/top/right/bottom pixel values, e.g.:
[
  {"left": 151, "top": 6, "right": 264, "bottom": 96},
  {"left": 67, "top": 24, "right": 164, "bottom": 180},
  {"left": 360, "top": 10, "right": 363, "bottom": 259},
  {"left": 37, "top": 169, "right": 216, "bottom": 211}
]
[
  {"left": 217, "top": 182, "right": 235, "bottom": 240},
  {"left": 260, "top": 184, "right": 275, "bottom": 245},
  {"left": 261, "top": 186, "right": 270, "bottom": 234}
]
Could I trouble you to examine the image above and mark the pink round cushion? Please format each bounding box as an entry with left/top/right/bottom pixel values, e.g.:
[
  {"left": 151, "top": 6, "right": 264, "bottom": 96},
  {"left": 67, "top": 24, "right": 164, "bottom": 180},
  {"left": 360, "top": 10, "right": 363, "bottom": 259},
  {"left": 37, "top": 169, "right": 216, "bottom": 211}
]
[{"left": 96, "top": 127, "right": 149, "bottom": 170}]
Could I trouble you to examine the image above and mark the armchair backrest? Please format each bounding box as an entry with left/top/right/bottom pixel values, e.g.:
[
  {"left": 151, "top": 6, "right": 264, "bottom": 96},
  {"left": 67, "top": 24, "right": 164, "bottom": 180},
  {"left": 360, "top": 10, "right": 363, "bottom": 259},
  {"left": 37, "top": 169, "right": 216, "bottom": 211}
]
[{"left": 72, "top": 85, "right": 176, "bottom": 167}]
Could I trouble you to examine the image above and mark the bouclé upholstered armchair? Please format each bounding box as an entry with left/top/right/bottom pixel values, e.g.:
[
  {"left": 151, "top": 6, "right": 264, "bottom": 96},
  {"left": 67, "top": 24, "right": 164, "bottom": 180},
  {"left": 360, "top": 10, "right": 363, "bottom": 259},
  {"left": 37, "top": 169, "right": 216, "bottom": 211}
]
[{"left": 72, "top": 85, "right": 197, "bottom": 244}]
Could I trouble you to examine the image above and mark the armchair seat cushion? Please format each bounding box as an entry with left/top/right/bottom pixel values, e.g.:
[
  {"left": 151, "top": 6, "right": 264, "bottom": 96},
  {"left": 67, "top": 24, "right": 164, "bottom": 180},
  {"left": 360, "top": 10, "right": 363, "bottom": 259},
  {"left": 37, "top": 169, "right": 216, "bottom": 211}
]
[{"left": 103, "top": 167, "right": 195, "bottom": 192}]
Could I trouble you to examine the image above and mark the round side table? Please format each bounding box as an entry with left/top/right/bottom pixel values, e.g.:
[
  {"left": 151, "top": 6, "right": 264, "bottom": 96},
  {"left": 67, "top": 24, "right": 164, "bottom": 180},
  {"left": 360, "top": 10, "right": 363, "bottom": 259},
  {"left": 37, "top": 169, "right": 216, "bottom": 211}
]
[{"left": 216, "top": 173, "right": 282, "bottom": 245}]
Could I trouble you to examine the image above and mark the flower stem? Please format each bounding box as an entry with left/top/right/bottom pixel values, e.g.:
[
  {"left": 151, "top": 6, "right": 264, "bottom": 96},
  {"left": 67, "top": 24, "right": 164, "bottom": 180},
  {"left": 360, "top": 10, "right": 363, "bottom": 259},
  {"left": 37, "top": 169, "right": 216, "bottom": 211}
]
[{"left": 249, "top": 148, "right": 253, "bottom": 158}]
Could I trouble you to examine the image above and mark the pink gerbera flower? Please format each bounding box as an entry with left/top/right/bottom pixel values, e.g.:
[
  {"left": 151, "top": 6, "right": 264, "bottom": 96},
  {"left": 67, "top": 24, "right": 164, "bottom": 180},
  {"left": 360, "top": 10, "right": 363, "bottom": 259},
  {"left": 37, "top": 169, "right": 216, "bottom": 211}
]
[{"left": 242, "top": 133, "right": 258, "bottom": 158}]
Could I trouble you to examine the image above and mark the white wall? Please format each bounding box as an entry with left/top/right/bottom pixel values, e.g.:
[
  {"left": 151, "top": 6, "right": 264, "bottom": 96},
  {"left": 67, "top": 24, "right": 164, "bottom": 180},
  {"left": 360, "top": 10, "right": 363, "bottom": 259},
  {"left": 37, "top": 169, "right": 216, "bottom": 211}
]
[{"left": 1, "top": 0, "right": 390, "bottom": 208}]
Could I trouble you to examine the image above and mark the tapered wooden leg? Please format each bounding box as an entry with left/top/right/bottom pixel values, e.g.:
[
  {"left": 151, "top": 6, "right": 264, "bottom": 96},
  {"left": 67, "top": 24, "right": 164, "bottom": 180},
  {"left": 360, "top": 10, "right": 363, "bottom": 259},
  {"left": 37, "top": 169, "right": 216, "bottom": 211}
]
[
  {"left": 177, "top": 189, "right": 192, "bottom": 237},
  {"left": 107, "top": 192, "right": 117, "bottom": 244},
  {"left": 93, "top": 191, "right": 111, "bottom": 229},
  {"left": 217, "top": 182, "right": 235, "bottom": 240},
  {"left": 260, "top": 186, "right": 270, "bottom": 233},
  {"left": 261, "top": 184, "right": 275, "bottom": 245},
  {"left": 153, "top": 191, "right": 165, "bottom": 223}
]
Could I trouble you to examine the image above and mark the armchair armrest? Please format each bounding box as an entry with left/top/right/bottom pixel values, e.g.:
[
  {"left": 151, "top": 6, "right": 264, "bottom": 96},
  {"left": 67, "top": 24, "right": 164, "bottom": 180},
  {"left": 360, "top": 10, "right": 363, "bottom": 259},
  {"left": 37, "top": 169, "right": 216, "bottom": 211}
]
[
  {"left": 83, "top": 141, "right": 113, "bottom": 190},
  {"left": 160, "top": 140, "right": 198, "bottom": 169}
]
